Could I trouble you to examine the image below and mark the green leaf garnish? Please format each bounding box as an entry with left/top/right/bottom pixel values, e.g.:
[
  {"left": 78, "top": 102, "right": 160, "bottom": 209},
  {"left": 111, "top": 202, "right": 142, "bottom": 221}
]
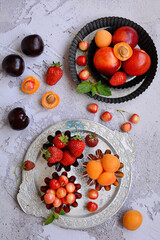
[
  {"left": 76, "top": 81, "right": 91, "bottom": 94},
  {"left": 53, "top": 212, "right": 59, "bottom": 219},
  {"left": 59, "top": 210, "right": 66, "bottom": 215},
  {"left": 91, "top": 84, "right": 97, "bottom": 96},
  {"left": 44, "top": 213, "right": 55, "bottom": 225},
  {"left": 95, "top": 81, "right": 112, "bottom": 96}
]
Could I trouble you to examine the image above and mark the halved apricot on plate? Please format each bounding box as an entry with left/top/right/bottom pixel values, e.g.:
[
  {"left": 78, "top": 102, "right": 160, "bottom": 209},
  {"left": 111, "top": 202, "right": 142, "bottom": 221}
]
[
  {"left": 21, "top": 76, "right": 40, "bottom": 94},
  {"left": 113, "top": 42, "right": 133, "bottom": 61},
  {"left": 42, "top": 91, "right": 60, "bottom": 109}
]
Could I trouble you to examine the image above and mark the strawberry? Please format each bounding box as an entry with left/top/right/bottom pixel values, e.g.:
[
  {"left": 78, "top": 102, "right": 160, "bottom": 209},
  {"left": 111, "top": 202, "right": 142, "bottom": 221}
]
[
  {"left": 44, "top": 146, "right": 63, "bottom": 163},
  {"left": 60, "top": 151, "right": 76, "bottom": 166},
  {"left": 22, "top": 160, "right": 35, "bottom": 171},
  {"left": 53, "top": 133, "right": 69, "bottom": 149},
  {"left": 46, "top": 61, "right": 63, "bottom": 86},
  {"left": 68, "top": 127, "right": 86, "bottom": 157},
  {"left": 109, "top": 71, "right": 127, "bottom": 86}
]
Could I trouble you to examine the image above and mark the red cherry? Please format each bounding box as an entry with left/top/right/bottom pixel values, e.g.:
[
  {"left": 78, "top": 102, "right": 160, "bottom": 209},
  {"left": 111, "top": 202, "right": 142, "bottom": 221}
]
[
  {"left": 53, "top": 197, "right": 62, "bottom": 208},
  {"left": 59, "top": 175, "right": 69, "bottom": 187},
  {"left": 85, "top": 134, "right": 99, "bottom": 147},
  {"left": 56, "top": 187, "right": 67, "bottom": 198},
  {"left": 88, "top": 103, "right": 98, "bottom": 113},
  {"left": 129, "top": 114, "right": 140, "bottom": 124},
  {"left": 66, "top": 182, "right": 76, "bottom": 193},
  {"left": 78, "top": 69, "right": 90, "bottom": 81},
  {"left": 101, "top": 111, "right": 112, "bottom": 122},
  {"left": 88, "top": 189, "right": 99, "bottom": 200},
  {"left": 44, "top": 193, "right": 55, "bottom": 204},
  {"left": 76, "top": 56, "right": 87, "bottom": 66},
  {"left": 87, "top": 202, "right": 98, "bottom": 212},
  {"left": 66, "top": 193, "right": 76, "bottom": 204},
  {"left": 121, "top": 122, "right": 132, "bottom": 132},
  {"left": 49, "top": 179, "right": 60, "bottom": 190},
  {"left": 46, "top": 189, "right": 56, "bottom": 196},
  {"left": 79, "top": 40, "right": 89, "bottom": 51}
]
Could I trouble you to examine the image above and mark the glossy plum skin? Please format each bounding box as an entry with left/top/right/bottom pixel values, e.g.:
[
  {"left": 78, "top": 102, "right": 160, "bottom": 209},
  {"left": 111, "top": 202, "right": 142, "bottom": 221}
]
[
  {"left": 112, "top": 26, "right": 139, "bottom": 48},
  {"left": 93, "top": 47, "right": 121, "bottom": 76},
  {"left": 2, "top": 54, "right": 25, "bottom": 77},
  {"left": 8, "top": 107, "right": 29, "bottom": 130},
  {"left": 123, "top": 49, "right": 151, "bottom": 76},
  {"left": 21, "top": 34, "right": 44, "bottom": 57}
]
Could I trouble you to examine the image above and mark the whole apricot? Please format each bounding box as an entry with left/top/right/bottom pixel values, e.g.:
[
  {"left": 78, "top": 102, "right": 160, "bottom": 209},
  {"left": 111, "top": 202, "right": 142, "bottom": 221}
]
[
  {"left": 86, "top": 160, "right": 103, "bottom": 180},
  {"left": 123, "top": 210, "right": 143, "bottom": 231},
  {"left": 97, "top": 172, "right": 117, "bottom": 186},
  {"left": 95, "top": 29, "right": 112, "bottom": 48},
  {"left": 113, "top": 26, "right": 139, "bottom": 48},
  {"left": 101, "top": 154, "right": 120, "bottom": 172},
  {"left": 93, "top": 47, "right": 121, "bottom": 76}
]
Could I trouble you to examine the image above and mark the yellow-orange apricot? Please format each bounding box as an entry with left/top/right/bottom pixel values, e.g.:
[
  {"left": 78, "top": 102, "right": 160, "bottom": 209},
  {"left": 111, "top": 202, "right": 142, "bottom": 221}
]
[
  {"left": 42, "top": 91, "right": 60, "bottom": 109},
  {"left": 86, "top": 160, "right": 103, "bottom": 180},
  {"left": 101, "top": 154, "right": 120, "bottom": 172},
  {"left": 97, "top": 172, "right": 117, "bottom": 186},
  {"left": 113, "top": 42, "right": 133, "bottom": 61},
  {"left": 21, "top": 76, "right": 40, "bottom": 94},
  {"left": 95, "top": 29, "right": 112, "bottom": 48},
  {"left": 123, "top": 210, "right": 143, "bottom": 231}
]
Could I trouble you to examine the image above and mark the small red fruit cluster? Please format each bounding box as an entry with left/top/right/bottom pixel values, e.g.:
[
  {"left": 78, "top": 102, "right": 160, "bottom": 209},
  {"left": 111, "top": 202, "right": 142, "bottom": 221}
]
[
  {"left": 88, "top": 103, "right": 112, "bottom": 122},
  {"left": 40, "top": 171, "right": 82, "bottom": 213},
  {"left": 86, "top": 189, "right": 99, "bottom": 212},
  {"left": 42, "top": 129, "right": 86, "bottom": 171},
  {"left": 117, "top": 110, "right": 140, "bottom": 132}
]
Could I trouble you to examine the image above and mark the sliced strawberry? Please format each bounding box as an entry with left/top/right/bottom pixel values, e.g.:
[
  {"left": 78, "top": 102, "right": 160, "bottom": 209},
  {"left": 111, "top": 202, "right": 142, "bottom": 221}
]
[
  {"left": 53, "top": 133, "right": 69, "bottom": 149},
  {"left": 60, "top": 151, "right": 76, "bottom": 166},
  {"left": 44, "top": 146, "right": 63, "bottom": 163}
]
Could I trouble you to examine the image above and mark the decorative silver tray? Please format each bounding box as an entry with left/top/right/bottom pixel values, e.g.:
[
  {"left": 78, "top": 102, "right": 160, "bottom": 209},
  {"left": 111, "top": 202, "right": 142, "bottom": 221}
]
[{"left": 17, "top": 119, "right": 135, "bottom": 229}]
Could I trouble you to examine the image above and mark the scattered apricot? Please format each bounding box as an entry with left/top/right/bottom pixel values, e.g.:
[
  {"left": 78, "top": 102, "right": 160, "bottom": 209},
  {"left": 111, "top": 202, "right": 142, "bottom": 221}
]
[
  {"left": 113, "top": 42, "right": 133, "bottom": 61},
  {"left": 21, "top": 76, "right": 40, "bottom": 94},
  {"left": 101, "top": 154, "right": 120, "bottom": 172},
  {"left": 123, "top": 210, "right": 143, "bottom": 231},
  {"left": 97, "top": 172, "right": 117, "bottom": 186},
  {"left": 86, "top": 160, "right": 103, "bottom": 180},
  {"left": 95, "top": 29, "right": 112, "bottom": 48},
  {"left": 42, "top": 91, "right": 60, "bottom": 109}
]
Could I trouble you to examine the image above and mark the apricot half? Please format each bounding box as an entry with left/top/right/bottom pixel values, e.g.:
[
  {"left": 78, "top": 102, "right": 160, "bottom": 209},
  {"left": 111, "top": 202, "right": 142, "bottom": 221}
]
[
  {"left": 101, "top": 154, "right": 120, "bottom": 172},
  {"left": 21, "top": 76, "right": 40, "bottom": 94},
  {"left": 95, "top": 29, "right": 112, "bottom": 48},
  {"left": 123, "top": 210, "right": 143, "bottom": 231},
  {"left": 42, "top": 91, "right": 60, "bottom": 109},
  {"left": 97, "top": 172, "right": 117, "bottom": 186},
  {"left": 86, "top": 160, "right": 103, "bottom": 180},
  {"left": 123, "top": 49, "right": 151, "bottom": 76},
  {"left": 113, "top": 42, "right": 133, "bottom": 61},
  {"left": 113, "top": 26, "right": 139, "bottom": 48},
  {"left": 93, "top": 47, "right": 121, "bottom": 76}
]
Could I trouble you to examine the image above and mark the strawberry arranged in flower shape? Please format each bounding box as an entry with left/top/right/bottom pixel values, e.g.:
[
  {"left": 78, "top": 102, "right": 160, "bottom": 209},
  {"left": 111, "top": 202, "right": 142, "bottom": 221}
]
[
  {"left": 46, "top": 62, "right": 63, "bottom": 86},
  {"left": 53, "top": 133, "right": 69, "bottom": 149},
  {"left": 44, "top": 146, "right": 63, "bottom": 164}
]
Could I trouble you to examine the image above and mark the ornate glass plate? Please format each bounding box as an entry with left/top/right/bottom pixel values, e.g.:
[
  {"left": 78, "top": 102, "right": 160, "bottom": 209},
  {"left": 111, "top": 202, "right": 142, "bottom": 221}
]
[
  {"left": 68, "top": 17, "right": 158, "bottom": 103},
  {"left": 17, "top": 119, "right": 135, "bottom": 229}
]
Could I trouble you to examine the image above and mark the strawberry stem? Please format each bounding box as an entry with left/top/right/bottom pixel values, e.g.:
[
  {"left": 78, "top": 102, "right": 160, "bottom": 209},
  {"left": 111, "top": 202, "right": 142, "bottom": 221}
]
[
  {"left": 72, "top": 125, "right": 82, "bottom": 141},
  {"left": 13, "top": 164, "right": 22, "bottom": 187},
  {"left": 68, "top": 30, "right": 83, "bottom": 41}
]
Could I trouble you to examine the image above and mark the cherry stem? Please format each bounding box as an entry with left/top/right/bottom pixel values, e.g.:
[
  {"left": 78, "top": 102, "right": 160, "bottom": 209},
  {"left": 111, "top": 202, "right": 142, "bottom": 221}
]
[
  {"left": 117, "top": 110, "right": 126, "bottom": 122},
  {"left": 27, "top": 200, "right": 44, "bottom": 207},
  {"left": 14, "top": 164, "right": 22, "bottom": 187},
  {"left": 68, "top": 30, "right": 83, "bottom": 41}
]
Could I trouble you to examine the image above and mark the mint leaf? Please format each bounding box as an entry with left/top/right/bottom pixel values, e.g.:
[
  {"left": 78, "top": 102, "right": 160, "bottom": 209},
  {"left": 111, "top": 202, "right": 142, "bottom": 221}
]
[
  {"left": 44, "top": 213, "right": 55, "bottom": 225},
  {"left": 76, "top": 81, "right": 91, "bottom": 94},
  {"left": 53, "top": 212, "right": 59, "bottom": 219},
  {"left": 91, "top": 84, "right": 97, "bottom": 96},
  {"left": 59, "top": 210, "right": 66, "bottom": 215},
  {"left": 95, "top": 81, "right": 111, "bottom": 96}
]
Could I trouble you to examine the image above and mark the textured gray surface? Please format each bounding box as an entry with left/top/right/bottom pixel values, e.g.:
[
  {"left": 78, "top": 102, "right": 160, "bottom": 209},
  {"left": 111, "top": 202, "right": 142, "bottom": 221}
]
[{"left": 0, "top": 0, "right": 160, "bottom": 239}]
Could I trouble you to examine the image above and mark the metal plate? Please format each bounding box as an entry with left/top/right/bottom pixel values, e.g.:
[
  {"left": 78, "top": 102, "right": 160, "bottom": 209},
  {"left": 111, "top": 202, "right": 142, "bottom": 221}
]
[{"left": 17, "top": 119, "right": 135, "bottom": 229}]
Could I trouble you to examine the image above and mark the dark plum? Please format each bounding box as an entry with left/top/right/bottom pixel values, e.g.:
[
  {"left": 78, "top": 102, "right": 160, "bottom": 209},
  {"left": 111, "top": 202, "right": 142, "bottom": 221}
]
[
  {"left": 8, "top": 107, "right": 29, "bottom": 130},
  {"left": 21, "top": 34, "right": 44, "bottom": 57},
  {"left": 2, "top": 54, "right": 25, "bottom": 77}
]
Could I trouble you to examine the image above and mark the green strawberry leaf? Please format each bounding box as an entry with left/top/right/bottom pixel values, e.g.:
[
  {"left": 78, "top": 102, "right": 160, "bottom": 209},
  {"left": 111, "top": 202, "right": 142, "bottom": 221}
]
[
  {"left": 76, "top": 81, "right": 91, "bottom": 94},
  {"left": 95, "top": 81, "right": 111, "bottom": 96},
  {"left": 44, "top": 213, "right": 55, "bottom": 225},
  {"left": 91, "top": 84, "right": 97, "bottom": 96},
  {"left": 59, "top": 210, "right": 66, "bottom": 215}
]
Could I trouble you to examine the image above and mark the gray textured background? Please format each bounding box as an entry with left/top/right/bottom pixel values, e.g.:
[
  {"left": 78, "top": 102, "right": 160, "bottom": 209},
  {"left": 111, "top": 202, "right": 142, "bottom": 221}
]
[{"left": 0, "top": 0, "right": 160, "bottom": 239}]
